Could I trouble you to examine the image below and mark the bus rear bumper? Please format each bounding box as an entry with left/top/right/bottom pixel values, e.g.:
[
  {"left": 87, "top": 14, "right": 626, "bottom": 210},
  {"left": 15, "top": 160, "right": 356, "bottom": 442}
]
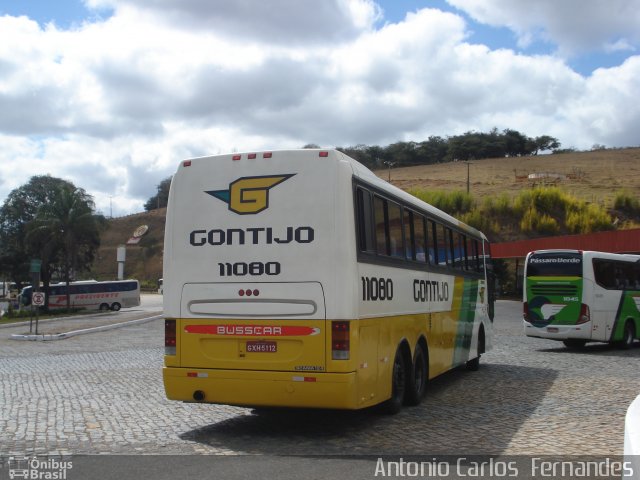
[
  {"left": 163, "top": 367, "right": 362, "bottom": 410},
  {"left": 523, "top": 320, "right": 592, "bottom": 340}
]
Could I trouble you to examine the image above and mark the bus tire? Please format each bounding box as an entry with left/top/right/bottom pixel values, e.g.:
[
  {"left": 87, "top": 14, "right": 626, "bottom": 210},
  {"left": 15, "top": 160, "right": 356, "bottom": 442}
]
[
  {"left": 563, "top": 339, "right": 586, "bottom": 349},
  {"left": 99, "top": 303, "right": 110, "bottom": 311},
  {"left": 466, "top": 356, "right": 480, "bottom": 371},
  {"left": 382, "top": 348, "right": 407, "bottom": 415},
  {"left": 466, "top": 327, "right": 485, "bottom": 371},
  {"left": 111, "top": 302, "right": 121, "bottom": 311},
  {"left": 620, "top": 321, "right": 635, "bottom": 350},
  {"left": 405, "top": 344, "right": 428, "bottom": 406}
]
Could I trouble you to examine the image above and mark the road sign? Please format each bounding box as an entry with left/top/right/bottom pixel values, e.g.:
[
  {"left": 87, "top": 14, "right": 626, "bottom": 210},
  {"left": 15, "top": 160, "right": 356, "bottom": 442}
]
[
  {"left": 32, "top": 292, "right": 46, "bottom": 306},
  {"left": 30, "top": 259, "right": 42, "bottom": 273}
]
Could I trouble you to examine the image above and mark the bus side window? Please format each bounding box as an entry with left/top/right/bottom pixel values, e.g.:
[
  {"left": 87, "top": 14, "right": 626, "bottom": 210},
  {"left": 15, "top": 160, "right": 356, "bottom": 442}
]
[
  {"left": 403, "top": 209, "right": 415, "bottom": 260},
  {"left": 373, "top": 196, "right": 388, "bottom": 256},
  {"left": 461, "top": 234, "right": 469, "bottom": 270},
  {"left": 593, "top": 259, "right": 615, "bottom": 289},
  {"left": 356, "top": 188, "right": 375, "bottom": 253},
  {"left": 620, "top": 263, "right": 635, "bottom": 289},
  {"left": 634, "top": 265, "right": 640, "bottom": 290},
  {"left": 427, "top": 219, "right": 437, "bottom": 264},
  {"left": 387, "top": 201, "right": 403, "bottom": 258},
  {"left": 470, "top": 239, "right": 480, "bottom": 272},
  {"left": 445, "top": 227, "right": 455, "bottom": 267},
  {"left": 435, "top": 223, "right": 449, "bottom": 266},
  {"left": 414, "top": 213, "right": 427, "bottom": 263},
  {"left": 451, "top": 232, "right": 464, "bottom": 270}
]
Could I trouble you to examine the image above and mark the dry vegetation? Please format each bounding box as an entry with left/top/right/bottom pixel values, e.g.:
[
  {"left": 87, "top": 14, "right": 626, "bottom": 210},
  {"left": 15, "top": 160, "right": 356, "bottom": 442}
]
[
  {"left": 89, "top": 208, "right": 165, "bottom": 285},
  {"left": 377, "top": 147, "right": 640, "bottom": 209},
  {"left": 90, "top": 148, "right": 640, "bottom": 283}
]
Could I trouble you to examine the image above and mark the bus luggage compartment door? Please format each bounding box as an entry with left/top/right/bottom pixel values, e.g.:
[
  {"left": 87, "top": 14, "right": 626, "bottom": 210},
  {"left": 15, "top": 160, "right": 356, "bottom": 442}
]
[{"left": 179, "top": 282, "right": 326, "bottom": 371}]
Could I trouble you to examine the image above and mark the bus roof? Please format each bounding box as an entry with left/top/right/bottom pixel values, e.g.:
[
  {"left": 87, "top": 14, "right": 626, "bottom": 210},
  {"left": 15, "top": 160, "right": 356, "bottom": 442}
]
[
  {"left": 529, "top": 249, "right": 640, "bottom": 261},
  {"left": 181, "top": 148, "right": 487, "bottom": 242}
]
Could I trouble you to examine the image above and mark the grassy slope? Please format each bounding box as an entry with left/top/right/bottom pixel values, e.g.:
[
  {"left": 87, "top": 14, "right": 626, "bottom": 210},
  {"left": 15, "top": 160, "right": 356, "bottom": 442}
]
[
  {"left": 377, "top": 147, "right": 640, "bottom": 208},
  {"left": 91, "top": 148, "right": 640, "bottom": 282}
]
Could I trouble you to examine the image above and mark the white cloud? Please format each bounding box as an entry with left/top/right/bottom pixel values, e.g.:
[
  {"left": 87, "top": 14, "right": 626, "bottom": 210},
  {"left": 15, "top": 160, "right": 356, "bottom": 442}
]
[
  {"left": 447, "top": 0, "right": 640, "bottom": 56},
  {"left": 84, "top": 0, "right": 382, "bottom": 44},
  {"left": 0, "top": 1, "right": 639, "bottom": 215}
]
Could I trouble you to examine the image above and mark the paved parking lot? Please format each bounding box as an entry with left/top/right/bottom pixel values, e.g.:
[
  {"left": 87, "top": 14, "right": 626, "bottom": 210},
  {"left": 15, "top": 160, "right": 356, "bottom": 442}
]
[{"left": 0, "top": 299, "right": 638, "bottom": 457}]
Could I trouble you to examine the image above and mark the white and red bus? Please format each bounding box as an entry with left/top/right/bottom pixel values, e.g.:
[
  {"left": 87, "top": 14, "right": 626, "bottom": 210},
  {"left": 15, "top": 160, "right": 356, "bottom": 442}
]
[{"left": 21, "top": 280, "right": 140, "bottom": 311}]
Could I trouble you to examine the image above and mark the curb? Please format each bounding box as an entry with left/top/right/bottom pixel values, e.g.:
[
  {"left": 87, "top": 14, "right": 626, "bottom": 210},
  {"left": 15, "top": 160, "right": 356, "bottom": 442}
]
[
  {"left": 9, "top": 314, "right": 164, "bottom": 341},
  {"left": 0, "top": 314, "right": 83, "bottom": 329}
]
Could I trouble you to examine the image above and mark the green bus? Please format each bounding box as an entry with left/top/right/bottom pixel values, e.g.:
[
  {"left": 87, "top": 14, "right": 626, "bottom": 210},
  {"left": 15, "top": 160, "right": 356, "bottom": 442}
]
[{"left": 523, "top": 250, "right": 639, "bottom": 349}]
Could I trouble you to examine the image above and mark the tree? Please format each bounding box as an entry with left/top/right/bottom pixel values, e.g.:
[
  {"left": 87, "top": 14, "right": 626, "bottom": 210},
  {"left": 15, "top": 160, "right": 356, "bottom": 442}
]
[
  {"left": 0, "top": 176, "right": 76, "bottom": 290},
  {"left": 532, "top": 135, "right": 560, "bottom": 155},
  {"left": 416, "top": 136, "right": 448, "bottom": 164},
  {"left": 386, "top": 141, "right": 419, "bottom": 166},
  {"left": 27, "top": 185, "right": 105, "bottom": 310},
  {"left": 502, "top": 129, "right": 529, "bottom": 157},
  {"left": 144, "top": 177, "right": 172, "bottom": 211}
]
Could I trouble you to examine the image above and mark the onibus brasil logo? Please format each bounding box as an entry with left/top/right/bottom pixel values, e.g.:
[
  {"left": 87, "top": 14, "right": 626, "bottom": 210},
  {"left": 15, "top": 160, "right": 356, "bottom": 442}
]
[{"left": 205, "top": 174, "right": 295, "bottom": 215}]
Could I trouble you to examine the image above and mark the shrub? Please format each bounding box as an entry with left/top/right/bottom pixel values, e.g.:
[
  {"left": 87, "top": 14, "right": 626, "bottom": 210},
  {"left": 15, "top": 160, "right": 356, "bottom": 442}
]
[
  {"left": 460, "top": 210, "right": 499, "bottom": 234},
  {"left": 407, "top": 186, "right": 612, "bottom": 239},
  {"left": 566, "top": 204, "right": 613, "bottom": 234},
  {"left": 520, "top": 207, "right": 559, "bottom": 235},
  {"left": 514, "top": 187, "right": 571, "bottom": 216},
  {"left": 482, "top": 194, "right": 512, "bottom": 217},
  {"left": 613, "top": 191, "right": 640, "bottom": 213},
  {"left": 409, "top": 189, "right": 474, "bottom": 215}
]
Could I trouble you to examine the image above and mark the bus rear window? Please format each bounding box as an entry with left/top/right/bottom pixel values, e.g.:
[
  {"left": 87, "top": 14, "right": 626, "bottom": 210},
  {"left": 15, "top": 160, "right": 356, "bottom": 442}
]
[{"left": 527, "top": 252, "right": 582, "bottom": 277}]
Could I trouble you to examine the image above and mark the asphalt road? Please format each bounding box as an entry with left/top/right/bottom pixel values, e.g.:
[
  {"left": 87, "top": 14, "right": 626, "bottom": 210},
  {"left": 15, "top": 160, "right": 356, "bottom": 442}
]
[{"left": 0, "top": 298, "right": 638, "bottom": 480}]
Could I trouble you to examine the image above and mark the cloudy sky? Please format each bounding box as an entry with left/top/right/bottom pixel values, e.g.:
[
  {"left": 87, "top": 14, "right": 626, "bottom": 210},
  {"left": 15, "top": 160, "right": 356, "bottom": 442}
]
[{"left": 1, "top": 0, "right": 639, "bottom": 216}]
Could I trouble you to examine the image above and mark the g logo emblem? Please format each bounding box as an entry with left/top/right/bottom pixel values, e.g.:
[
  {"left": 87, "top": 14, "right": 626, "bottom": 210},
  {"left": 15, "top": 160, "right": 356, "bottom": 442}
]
[{"left": 206, "top": 174, "right": 295, "bottom": 215}]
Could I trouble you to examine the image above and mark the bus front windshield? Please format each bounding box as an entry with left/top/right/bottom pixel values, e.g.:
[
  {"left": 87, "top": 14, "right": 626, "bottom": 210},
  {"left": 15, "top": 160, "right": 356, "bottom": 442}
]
[{"left": 527, "top": 252, "right": 582, "bottom": 277}]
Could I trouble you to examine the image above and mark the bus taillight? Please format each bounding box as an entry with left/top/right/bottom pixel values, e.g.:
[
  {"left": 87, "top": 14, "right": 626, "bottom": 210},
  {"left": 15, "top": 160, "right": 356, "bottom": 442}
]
[
  {"left": 578, "top": 304, "right": 590, "bottom": 324},
  {"left": 165, "top": 319, "right": 176, "bottom": 355},
  {"left": 331, "top": 321, "right": 350, "bottom": 360},
  {"left": 523, "top": 302, "right": 530, "bottom": 322}
]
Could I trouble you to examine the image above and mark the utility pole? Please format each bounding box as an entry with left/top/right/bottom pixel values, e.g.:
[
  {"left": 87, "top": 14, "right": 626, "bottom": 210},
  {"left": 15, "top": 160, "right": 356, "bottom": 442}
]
[
  {"left": 384, "top": 161, "right": 396, "bottom": 182},
  {"left": 465, "top": 161, "right": 472, "bottom": 193}
]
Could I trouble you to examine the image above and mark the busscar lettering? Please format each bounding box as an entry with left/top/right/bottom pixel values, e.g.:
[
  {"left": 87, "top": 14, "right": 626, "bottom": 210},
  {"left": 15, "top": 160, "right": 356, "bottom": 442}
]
[
  {"left": 413, "top": 279, "right": 450, "bottom": 303},
  {"left": 190, "top": 226, "right": 314, "bottom": 246},
  {"left": 216, "top": 325, "right": 283, "bottom": 336}
]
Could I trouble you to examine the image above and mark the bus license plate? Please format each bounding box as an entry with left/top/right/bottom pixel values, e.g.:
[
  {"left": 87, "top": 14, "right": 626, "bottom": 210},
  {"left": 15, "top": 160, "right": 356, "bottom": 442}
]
[
  {"left": 547, "top": 327, "right": 559, "bottom": 333},
  {"left": 246, "top": 341, "right": 277, "bottom": 353}
]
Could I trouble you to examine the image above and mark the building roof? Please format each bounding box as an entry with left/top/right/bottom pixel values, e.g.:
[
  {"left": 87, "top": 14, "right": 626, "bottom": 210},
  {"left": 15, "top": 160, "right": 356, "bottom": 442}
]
[{"left": 491, "top": 228, "right": 640, "bottom": 259}]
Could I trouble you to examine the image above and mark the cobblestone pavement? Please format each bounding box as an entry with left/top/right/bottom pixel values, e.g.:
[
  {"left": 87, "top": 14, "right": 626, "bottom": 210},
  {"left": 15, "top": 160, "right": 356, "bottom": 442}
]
[{"left": 0, "top": 300, "right": 638, "bottom": 457}]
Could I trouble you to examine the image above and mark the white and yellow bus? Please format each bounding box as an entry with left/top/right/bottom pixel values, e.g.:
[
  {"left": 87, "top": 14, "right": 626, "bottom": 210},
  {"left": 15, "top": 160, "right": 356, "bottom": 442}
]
[{"left": 163, "top": 149, "right": 494, "bottom": 412}]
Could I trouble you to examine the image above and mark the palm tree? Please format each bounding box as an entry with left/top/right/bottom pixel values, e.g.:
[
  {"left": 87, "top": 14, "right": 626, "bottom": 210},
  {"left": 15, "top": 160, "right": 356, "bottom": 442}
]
[{"left": 28, "top": 185, "right": 103, "bottom": 310}]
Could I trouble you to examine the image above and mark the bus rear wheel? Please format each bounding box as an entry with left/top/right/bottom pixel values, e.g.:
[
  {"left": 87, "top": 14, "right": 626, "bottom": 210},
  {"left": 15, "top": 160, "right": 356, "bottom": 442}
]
[
  {"left": 99, "top": 303, "right": 110, "bottom": 311},
  {"left": 111, "top": 302, "right": 121, "bottom": 311},
  {"left": 620, "top": 321, "right": 635, "bottom": 350},
  {"left": 405, "top": 345, "right": 427, "bottom": 406},
  {"left": 382, "top": 348, "right": 407, "bottom": 414}
]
